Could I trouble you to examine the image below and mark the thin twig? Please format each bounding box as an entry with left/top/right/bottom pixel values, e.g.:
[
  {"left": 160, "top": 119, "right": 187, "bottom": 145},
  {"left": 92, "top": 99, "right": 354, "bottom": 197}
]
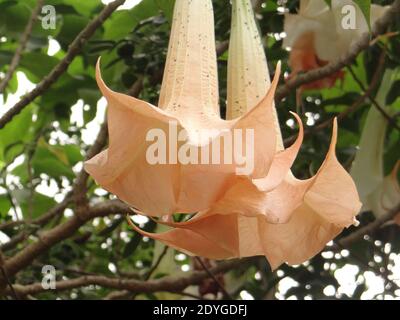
[
  {"left": 145, "top": 246, "right": 169, "bottom": 280},
  {"left": 0, "top": 0, "right": 44, "bottom": 94},
  {"left": 0, "top": 0, "right": 126, "bottom": 129},
  {"left": 6, "top": 259, "right": 250, "bottom": 297},
  {"left": 275, "top": 0, "right": 400, "bottom": 101},
  {"left": 0, "top": 251, "right": 18, "bottom": 300},
  {"left": 194, "top": 257, "right": 233, "bottom": 300},
  {"left": 347, "top": 66, "right": 400, "bottom": 131},
  {"left": 336, "top": 202, "right": 400, "bottom": 248},
  {"left": 284, "top": 50, "right": 386, "bottom": 146}
]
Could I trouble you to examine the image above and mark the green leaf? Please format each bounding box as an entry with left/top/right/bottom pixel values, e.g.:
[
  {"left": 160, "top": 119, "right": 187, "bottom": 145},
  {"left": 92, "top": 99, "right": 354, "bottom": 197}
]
[
  {"left": 123, "top": 233, "right": 142, "bottom": 258},
  {"left": 353, "top": 0, "right": 371, "bottom": 29},
  {"left": 103, "top": 0, "right": 161, "bottom": 40},
  {"left": 386, "top": 79, "right": 400, "bottom": 105},
  {"left": 12, "top": 190, "right": 57, "bottom": 219},
  {"left": 0, "top": 105, "right": 34, "bottom": 165},
  {"left": 155, "top": 0, "right": 175, "bottom": 23},
  {"left": 20, "top": 52, "right": 60, "bottom": 81},
  {"left": 31, "top": 140, "right": 75, "bottom": 180},
  {"left": 56, "top": 14, "right": 90, "bottom": 47},
  {"left": 0, "top": 194, "right": 11, "bottom": 218}
]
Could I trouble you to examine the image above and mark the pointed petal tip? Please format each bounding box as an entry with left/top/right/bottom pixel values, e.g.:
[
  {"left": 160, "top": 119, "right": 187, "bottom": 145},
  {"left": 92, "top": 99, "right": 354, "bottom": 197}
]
[
  {"left": 329, "top": 117, "right": 338, "bottom": 151},
  {"left": 274, "top": 61, "right": 282, "bottom": 81}
]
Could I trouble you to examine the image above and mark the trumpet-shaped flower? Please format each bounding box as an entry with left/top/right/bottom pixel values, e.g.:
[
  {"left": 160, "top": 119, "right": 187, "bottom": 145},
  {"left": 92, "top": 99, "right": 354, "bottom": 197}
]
[
  {"left": 351, "top": 69, "right": 400, "bottom": 224},
  {"left": 85, "top": 0, "right": 287, "bottom": 216},
  {"left": 132, "top": 0, "right": 362, "bottom": 270},
  {"left": 283, "top": 0, "right": 388, "bottom": 90}
]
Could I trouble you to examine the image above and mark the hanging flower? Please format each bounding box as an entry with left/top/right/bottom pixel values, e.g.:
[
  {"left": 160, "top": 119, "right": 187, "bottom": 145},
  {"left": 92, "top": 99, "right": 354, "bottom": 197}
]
[
  {"left": 351, "top": 69, "right": 400, "bottom": 224},
  {"left": 85, "top": 0, "right": 289, "bottom": 217},
  {"left": 131, "top": 0, "right": 362, "bottom": 270},
  {"left": 283, "top": 0, "right": 388, "bottom": 90}
]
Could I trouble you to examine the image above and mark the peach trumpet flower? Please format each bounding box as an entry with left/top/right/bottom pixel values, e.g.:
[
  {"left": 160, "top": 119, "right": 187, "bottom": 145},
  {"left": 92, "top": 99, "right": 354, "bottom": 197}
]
[
  {"left": 85, "top": 0, "right": 296, "bottom": 216},
  {"left": 283, "top": 0, "right": 388, "bottom": 91},
  {"left": 351, "top": 69, "right": 400, "bottom": 224},
  {"left": 131, "top": 0, "right": 362, "bottom": 270}
]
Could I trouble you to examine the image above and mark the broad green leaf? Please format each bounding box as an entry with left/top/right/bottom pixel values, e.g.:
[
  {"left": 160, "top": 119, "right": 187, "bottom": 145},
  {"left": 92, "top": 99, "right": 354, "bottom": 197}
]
[
  {"left": 0, "top": 194, "right": 11, "bottom": 218},
  {"left": 0, "top": 105, "right": 34, "bottom": 165},
  {"left": 20, "top": 52, "right": 60, "bottom": 81},
  {"left": 12, "top": 190, "right": 57, "bottom": 219},
  {"left": 353, "top": 0, "right": 371, "bottom": 29}
]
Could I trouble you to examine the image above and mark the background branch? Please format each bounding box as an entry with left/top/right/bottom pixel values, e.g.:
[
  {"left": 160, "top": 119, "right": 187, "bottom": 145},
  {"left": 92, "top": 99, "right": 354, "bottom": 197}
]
[
  {"left": 275, "top": 0, "right": 400, "bottom": 101},
  {"left": 0, "top": 0, "right": 126, "bottom": 129},
  {"left": 0, "top": 0, "right": 44, "bottom": 94}
]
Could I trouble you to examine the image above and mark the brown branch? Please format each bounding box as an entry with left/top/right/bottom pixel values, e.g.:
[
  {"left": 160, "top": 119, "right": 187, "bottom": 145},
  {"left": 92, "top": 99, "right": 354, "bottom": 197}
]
[
  {"left": 275, "top": 0, "right": 400, "bottom": 102},
  {"left": 145, "top": 246, "right": 169, "bottom": 280},
  {"left": 347, "top": 66, "right": 400, "bottom": 131},
  {"left": 337, "top": 202, "right": 400, "bottom": 248},
  {"left": 283, "top": 50, "right": 386, "bottom": 146},
  {"left": 0, "top": 0, "right": 44, "bottom": 94},
  {"left": 6, "top": 258, "right": 252, "bottom": 297},
  {"left": 0, "top": 194, "right": 72, "bottom": 232},
  {"left": 195, "top": 257, "right": 232, "bottom": 299},
  {"left": 0, "top": 195, "right": 73, "bottom": 253},
  {"left": 0, "top": 200, "right": 130, "bottom": 286},
  {"left": 73, "top": 121, "right": 108, "bottom": 208},
  {"left": 0, "top": 250, "right": 18, "bottom": 299},
  {"left": 0, "top": 0, "right": 126, "bottom": 130}
]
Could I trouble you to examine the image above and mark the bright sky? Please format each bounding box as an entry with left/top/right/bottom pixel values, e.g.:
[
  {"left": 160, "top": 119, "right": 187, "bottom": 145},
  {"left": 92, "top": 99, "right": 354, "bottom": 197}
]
[{"left": 101, "top": 0, "right": 142, "bottom": 10}]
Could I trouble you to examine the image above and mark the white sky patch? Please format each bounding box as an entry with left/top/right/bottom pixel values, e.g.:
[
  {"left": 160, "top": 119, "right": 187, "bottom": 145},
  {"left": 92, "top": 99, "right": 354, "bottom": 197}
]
[
  {"left": 335, "top": 264, "right": 359, "bottom": 296},
  {"left": 240, "top": 290, "right": 254, "bottom": 300},
  {"left": 0, "top": 231, "right": 10, "bottom": 244},
  {"left": 35, "top": 179, "right": 59, "bottom": 198},
  {"left": 108, "top": 262, "right": 117, "bottom": 273},
  {"left": 131, "top": 214, "right": 149, "bottom": 227},
  {"left": 175, "top": 253, "right": 187, "bottom": 262},
  {"left": 276, "top": 277, "right": 299, "bottom": 299},
  {"left": 324, "top": 285, "right": 336, "bottom": 297},
  {"left": 181, "top": 264, "right": 190, "bottom": 272},
  {"left": 70, "top": 99, "right": 85, "bottom": 127},
  {"left": 47, "top": 38, "right": 61, "bottom": 56},
  {"left": 361, "top": 271, "right": 385, "bottom": 299},
  {"left": 101, "top": 0, "right": 141, "bottom": 10},
  {"left": 0, "top": 72, "right": 35, "bottom": 116},
  {"left": 81, "top": 97, "right": 107, "bottom": 145}
]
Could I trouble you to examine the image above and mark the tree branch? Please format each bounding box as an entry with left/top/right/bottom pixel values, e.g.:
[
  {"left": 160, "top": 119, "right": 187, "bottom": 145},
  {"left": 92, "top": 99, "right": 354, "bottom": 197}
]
[
  {"left": 283, "top": 49, "right": 386, "bottom": 146},
  {"left": 347, "top": 65, "right": 400, "bottom": 131},
  {"left": 0, "top": 199, "right": 130, "bottom": 286},
  {"left": 0, "top": 250, "right": 19, "bottom": 299},
  {"left": 6, "top": 258, "right": 253, "bottom": 297},
  {"left": 275, "top": 0, "right": 400, "bottom": 102},
  {"left": 0, "top": 0, "right": 44, "bottom": 94},
  {"left": 0, "top": 0, "right": 126, "bottom": 129},
  {"left": 337, "top": 202, "right": 400, "bottom": 248}
]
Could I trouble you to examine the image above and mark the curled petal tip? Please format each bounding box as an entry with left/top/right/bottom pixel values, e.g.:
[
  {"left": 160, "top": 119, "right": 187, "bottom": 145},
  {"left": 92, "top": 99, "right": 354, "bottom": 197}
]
[
  {"left": 275, "top": 61, "right": 282, "bottom": 79},
  {"left": 352, "top": 218, "right": 360, "bottom": 227}
]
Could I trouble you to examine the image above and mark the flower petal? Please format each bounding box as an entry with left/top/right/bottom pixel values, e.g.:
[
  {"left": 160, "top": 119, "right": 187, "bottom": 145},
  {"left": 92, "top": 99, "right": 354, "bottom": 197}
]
[
  {"left": 228, "top": 0, "right": 284, "bottom": 150},
  {"left": 303, "top": 119, "right": 362, "bottom": 227},
  {"left": 232, "top": 63, "right": 281, "bottom": 178},
  {"left": 258, "top": 204, "right": 342, "bottom": 270},
  {"left": 159, "top": 0, "right": 220, "bottom": 118},
  {"left": 253, "top": 112, "right": 304, "bottom": 192},
  {"left": 128, "top": 215, "right": 237, "bottom": 259}
]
